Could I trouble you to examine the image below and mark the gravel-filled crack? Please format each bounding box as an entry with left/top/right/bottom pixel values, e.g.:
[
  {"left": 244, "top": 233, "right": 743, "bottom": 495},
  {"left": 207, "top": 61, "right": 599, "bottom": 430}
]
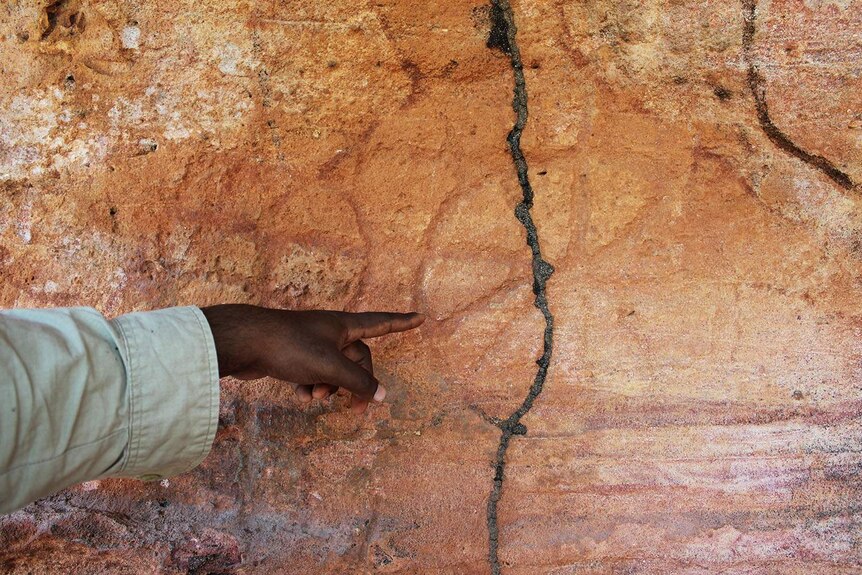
[
  {"left": 485, "top": 1, "right": 555, "bottom": 572},
  {"left": 742, "top": 0, "right": 856, "bottom": 191}
]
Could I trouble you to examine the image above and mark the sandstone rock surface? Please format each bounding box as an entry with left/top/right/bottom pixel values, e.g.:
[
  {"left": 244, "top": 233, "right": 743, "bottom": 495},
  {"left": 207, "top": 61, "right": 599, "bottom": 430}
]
[{"left": 2, "top": 0, "right": 862, "bottom": 573}]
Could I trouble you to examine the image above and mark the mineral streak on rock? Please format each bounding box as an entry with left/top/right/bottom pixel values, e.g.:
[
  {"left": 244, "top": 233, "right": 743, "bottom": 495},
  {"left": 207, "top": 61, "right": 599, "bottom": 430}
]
[
  {"left": 742, "top": 0, "right": 856, "bottom": 191},
  {"left": 484, "top": 1, "right": 555, "bottom": 573}
]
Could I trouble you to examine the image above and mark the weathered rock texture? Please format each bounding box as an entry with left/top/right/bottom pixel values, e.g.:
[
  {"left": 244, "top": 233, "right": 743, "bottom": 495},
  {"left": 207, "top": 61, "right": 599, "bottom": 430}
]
[{"left": 2, "top": 0, "right": 862, "bottom": 573}]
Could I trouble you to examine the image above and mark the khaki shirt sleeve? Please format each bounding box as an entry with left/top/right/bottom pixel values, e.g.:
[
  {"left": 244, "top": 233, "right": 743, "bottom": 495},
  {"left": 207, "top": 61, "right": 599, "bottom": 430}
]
[{"left": 0, "top": 306, "right": 219, "bottom": 514}]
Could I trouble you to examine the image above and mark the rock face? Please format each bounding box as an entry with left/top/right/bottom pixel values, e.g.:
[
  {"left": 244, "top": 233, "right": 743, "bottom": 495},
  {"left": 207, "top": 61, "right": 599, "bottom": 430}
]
[{"left": 2, "top": 0, "right": 862, "bottom": 573}]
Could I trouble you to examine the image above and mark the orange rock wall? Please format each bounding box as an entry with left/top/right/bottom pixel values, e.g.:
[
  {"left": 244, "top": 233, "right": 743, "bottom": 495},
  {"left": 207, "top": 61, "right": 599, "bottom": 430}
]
[{"left": 2, "top": 0, "right": 862, "bottom": 573}]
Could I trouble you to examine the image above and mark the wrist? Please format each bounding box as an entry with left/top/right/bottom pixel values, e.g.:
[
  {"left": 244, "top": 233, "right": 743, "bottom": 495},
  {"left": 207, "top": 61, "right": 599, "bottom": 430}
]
[{"left": 200, "top": 304, "right": 262, "bottom": 378}]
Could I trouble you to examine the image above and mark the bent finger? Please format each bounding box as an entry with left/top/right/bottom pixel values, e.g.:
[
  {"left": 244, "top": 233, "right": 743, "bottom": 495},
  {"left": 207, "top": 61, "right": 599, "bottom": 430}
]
[
  {"left": 322, "top": 352, "right": 384, "bottom": 402},
  {"left": 350, "top": 394, "right": 371, "bottom": 414},
  {"left": 312, "top": 383, "right": 338, "bottom": 399},
  {"left": 294, "top": 384, "right": 314, "bottom": 403},
  {"left": 342, "top": 340, "right": 373, "bottom": 375},
  {"left": 343, "top": 341, "right": 374, "bottom": 413}
]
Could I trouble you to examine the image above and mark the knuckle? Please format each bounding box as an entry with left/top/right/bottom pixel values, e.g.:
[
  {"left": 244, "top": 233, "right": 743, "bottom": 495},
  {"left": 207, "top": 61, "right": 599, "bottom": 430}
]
[{"left": 356, "top": 372, "right": 376, "bottom": 396}]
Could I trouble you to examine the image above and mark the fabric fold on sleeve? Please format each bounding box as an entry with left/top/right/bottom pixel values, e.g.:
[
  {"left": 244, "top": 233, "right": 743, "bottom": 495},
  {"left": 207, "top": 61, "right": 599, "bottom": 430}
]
[{"left": 110, "top": 306, "right": 219, "bottom": 480}]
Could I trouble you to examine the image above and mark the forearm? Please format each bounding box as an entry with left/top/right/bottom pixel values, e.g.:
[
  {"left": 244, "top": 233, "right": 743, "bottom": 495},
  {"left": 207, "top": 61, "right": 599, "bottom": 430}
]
[{"left": 0, "top": 306, "right": 219, "bottom": 514}]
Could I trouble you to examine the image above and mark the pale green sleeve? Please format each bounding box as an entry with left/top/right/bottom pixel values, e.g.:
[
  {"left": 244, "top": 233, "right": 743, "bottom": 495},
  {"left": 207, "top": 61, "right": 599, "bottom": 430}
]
[{"left": 0, "top": 306, "right": 219, "bottom": 514}]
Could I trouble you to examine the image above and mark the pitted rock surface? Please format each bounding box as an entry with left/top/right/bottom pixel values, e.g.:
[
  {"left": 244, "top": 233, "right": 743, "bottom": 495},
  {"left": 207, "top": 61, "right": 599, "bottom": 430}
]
[{"left": 2, "top": 0, "right": 862, "bottom": 573}]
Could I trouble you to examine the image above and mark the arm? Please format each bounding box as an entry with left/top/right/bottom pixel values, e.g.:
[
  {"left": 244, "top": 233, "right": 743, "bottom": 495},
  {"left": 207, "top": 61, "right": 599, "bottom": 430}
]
[
  {"left": 0, "top": 306, "right": 218, "bottom": 514},
  {"left": 0, "top": 305, "right": 423, "bottom": 514}
]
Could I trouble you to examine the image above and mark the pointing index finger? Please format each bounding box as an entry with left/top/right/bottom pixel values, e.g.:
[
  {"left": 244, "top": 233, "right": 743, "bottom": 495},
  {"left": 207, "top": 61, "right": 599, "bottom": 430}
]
[{"left": 341, "top": 311, "right": 425, "bottom": 341}]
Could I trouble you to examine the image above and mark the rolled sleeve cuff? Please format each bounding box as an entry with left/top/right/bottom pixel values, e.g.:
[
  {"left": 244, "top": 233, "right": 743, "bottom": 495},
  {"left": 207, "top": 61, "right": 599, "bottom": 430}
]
[{"left": 111, "top": 306, "right": 219, "bottom": 480}]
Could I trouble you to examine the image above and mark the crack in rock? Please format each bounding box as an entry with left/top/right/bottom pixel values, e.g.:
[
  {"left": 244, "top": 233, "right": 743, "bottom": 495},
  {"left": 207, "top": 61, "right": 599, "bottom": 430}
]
[
  {"left": 485, "top": 1, "right": 555, "bottom": 573},
  {"left": 742, "top": 0, "right": 856, "bottom": 191}
]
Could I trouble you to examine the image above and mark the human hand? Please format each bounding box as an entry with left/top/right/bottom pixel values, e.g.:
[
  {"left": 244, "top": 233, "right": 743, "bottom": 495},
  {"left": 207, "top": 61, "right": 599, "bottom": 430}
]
[{"left": 200, "top": 305, "right": 425, "bottom": 413}]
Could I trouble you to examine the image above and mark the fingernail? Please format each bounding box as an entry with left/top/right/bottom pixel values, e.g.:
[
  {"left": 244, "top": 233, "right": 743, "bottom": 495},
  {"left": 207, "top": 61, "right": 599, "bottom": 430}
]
[{"left": 373, "top": 385, "right": 387, "bottom": 402}]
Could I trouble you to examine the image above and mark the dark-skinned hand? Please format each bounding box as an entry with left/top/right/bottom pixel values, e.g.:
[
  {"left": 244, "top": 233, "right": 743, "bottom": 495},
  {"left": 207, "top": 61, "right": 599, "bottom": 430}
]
[{"left": 200, "top": 304, "right": 425, "bottom": 413}]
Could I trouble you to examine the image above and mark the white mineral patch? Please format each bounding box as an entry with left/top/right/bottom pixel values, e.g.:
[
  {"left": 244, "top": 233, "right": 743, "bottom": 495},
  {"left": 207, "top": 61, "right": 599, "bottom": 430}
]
[
  {"left": 107, "top": 97, "right": 144, "bottom": 129},
  {"left": 0, "top": 93, "right": 59, "bottom": 179},
  {"left": 138, "top": 137, "right": 158, "bottom": 152},
  {"left": 16, "top": 197, "right": 32, "bottom": 244},
  {"left": 109, "top": 268, "right": 127, "bottom": 291},
  {"left": 164, "top": 111, "right": 191, "bottom": 140},
  {"left": 1, "top": 90, "right": 112, "bottom": 180},
  {"left": 52, "top": 138, "right": 93, "bottom": 171},
  {"left": 2, "top": 59, "right": 255, "bottom": 181},
  {"left": 121, "top": 25, "right": 141, "bottom": 49},
  {"left": 793, "top": 176, "right": 856, "bottom": 239},
  {"left": 803, "top": 0, "right": 853, "bottom": 9},
  {"left": 216, "top": 42, "right": 243, "bottom": 75}
]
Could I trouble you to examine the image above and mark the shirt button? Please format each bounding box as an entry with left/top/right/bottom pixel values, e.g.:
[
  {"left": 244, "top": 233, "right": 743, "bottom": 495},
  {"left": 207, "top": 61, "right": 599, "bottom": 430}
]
[{"left": 139, "top": 474, "right": 162, "bottom": 481}]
